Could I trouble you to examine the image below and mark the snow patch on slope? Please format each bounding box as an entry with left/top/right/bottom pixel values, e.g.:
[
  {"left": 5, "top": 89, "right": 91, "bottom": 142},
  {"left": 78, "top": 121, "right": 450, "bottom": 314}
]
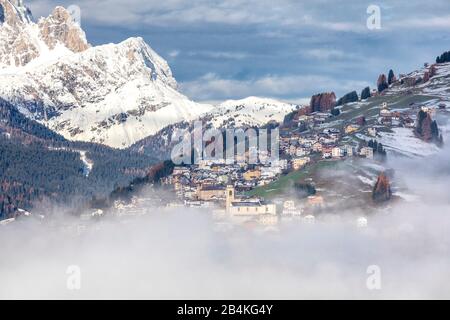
[
  {"left": 208, "top": 96, "right": 298, "bottom": 128},
  {"left": 378, "top": 128, "right": 440, "bottom": 158}
]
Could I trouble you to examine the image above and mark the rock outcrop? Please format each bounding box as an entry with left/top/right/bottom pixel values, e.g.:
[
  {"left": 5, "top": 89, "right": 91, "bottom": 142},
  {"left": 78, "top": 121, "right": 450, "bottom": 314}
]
[
  {"left": 38, "top": 6, "right": 90, "bottom": 53},
  {"left": 0, "top": 1, "right": 216, "bottom": 149},
  {"left": 310, "top": 92, "right": 336, "bottom": 113},
  {"left": 372, "top": 173, "right": 392, "bottom": 203},
  {"left": 0, "top": 0, "right": 39, "bottom": 67},
  {"left": 0, "top": 1, "right": 89, "bottom": 68},
  {"left": 0, "top": 0, "right": 32, "bottom": 27}
]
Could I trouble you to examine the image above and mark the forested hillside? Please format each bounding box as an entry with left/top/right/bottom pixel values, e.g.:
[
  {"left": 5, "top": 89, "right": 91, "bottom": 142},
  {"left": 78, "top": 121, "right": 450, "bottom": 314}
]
[{"left": 0, "top": 99, "right": 161, "bottom": 219}]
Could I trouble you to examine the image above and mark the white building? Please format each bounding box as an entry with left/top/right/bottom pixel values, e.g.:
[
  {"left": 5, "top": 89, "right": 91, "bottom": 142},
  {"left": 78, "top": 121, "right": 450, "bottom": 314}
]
[
  {"left": 332, "top": 147, "right": 344, "bottom": 158},
  {"left": 303, "top": 215, "right": 316, "bottom": 224},
  {"left": 226, "top": 185, "right": 277, "bottom": 217},
  {"left": 322, "top": 152, "right": 332, "bottom": 159},
  {"left": 380, "top": 103, "right": 391, "bottom": 117},
  {"left": 260, "top": 166, "right": 281, "bottom": 178},
  {"left": 357, "top": 217, "right": 368, "bottom": 228},
  {"left": 292, "top": 157, "right": 311, "bottom": 170},
  {"left": 345, "top": 146, "right": 354, "bottom": 157},
  {"left": 296, "top": 147, "right": 310, "bottom": 157},
  {"left": 282, "top": 201, "right": 303, "bottom": 217},
  {"left": 360, "top": 147, "right": 374, "bottom": 159}
]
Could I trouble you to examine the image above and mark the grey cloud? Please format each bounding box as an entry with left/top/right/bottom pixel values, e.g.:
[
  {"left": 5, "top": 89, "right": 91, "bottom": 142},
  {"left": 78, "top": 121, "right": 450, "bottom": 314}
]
[{"left": 180, "top": 73, "right": 370, "bottom": 102}]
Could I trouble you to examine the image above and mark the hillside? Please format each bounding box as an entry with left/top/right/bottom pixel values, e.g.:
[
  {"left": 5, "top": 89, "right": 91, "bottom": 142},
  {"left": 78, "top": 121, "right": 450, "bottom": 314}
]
[
  {"left": 0, "top": 99, "right": 160, "bottom": 219},
  {"left": 248, "top": 61, "right": 450, "bottom": 207}
]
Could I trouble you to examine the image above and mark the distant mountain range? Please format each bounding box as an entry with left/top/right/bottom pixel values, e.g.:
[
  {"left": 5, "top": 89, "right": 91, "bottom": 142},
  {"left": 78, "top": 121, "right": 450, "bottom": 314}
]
[
  {"left": 0, "top": 0, "right": 298, "bottom": 149},
  {"left": 0, "top": 0, "right": 300, "bottom": 219},
  {"left": 1, "top": 0, "right": 450, "bottom": 220}
]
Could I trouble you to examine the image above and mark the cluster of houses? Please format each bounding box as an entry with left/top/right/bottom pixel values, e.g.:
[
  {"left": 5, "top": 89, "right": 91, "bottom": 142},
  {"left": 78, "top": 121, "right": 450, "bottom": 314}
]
[
  {"left": 279, "top": 126, "right": 374, "bottom": 165},
  {"left": 378, "top": 102, "right": 416, "bottom": 127},
  {"left": 145, "top": 101, "right": 447, "bottom": 228},
  {"left": 161, "top": 159, "right": 286, "bottom": 200}
]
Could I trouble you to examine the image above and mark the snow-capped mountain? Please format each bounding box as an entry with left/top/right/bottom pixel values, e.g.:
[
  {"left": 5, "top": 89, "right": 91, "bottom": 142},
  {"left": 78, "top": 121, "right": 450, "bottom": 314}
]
[
  {"left": 131, "top": 97, "right": 299, "bottom": 160},
  {"left": 0, "top": 1, "right": 213, "bottom": 148},
  {"left": 207, "top": 97, "right": 299, "bottom": 128},
  {"left": 0, "top": 1, "right": 88, "bottom": 69}
]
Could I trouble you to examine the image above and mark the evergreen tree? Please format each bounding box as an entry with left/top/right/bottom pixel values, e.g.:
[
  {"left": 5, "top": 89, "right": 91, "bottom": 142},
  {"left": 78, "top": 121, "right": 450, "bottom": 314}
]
[
  {"left": 331, "top": 108, "right": 341, "bottom": 116},
  {"left": 436, "top": 51, "right": 450, "bottom": 64},
  {"left": 361, "top": 87, "right": 371, "bottom": 100},
  {"left": 388, "top": 69, "right": 396, "bottom": 85}
]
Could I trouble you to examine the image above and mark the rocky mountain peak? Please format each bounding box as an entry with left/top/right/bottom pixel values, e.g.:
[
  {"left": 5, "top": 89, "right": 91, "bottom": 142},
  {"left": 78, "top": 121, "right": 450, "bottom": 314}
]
[
  {"left": 120, "top": 37, "right": 177, "bottom": 90},
  {"left": 0, "top": 10, "right": 211, "bottom": 148},
  {"left": 38, "top": 6, "right": 89, "bottom": 53},
  {"left": 0, "top": 0, "right": 33, "bottom": 27},
  {"left": 0, "top": 0, "right": 38, "bottom": 68},
  {"left": 0, "top": 1, "right": 89, "bottom": 68}
]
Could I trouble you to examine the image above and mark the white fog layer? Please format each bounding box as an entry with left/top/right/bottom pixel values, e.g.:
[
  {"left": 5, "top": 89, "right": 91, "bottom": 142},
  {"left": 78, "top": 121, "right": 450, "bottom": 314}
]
[{"left": 1, "top": 145, "right": 450, "bottom": 299}]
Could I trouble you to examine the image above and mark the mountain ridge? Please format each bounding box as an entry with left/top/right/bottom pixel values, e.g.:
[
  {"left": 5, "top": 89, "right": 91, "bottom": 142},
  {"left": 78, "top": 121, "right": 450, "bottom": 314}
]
[{"left": 0, "top": 1, "right": 216, "bottom": 148}]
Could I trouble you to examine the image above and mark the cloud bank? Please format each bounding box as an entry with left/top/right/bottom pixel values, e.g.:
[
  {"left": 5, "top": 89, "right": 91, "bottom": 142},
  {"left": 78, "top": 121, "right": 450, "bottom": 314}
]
[
  {"left": 25, "top": 0, "right": 450, "bottom": 102},
  {"left": 1, "top": 143, "right": 450, "bottom": 299}
]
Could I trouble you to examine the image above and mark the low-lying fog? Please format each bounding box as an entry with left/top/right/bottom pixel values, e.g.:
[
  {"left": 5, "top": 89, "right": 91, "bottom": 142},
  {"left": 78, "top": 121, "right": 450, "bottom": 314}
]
[{"left": 1, "top": 141, "right": 450, "bottom": 299}]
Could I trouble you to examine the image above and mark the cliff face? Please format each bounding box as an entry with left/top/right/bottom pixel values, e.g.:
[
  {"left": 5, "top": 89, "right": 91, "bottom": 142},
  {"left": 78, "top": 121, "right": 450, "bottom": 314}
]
[
  {"left": 38, "top": 6, "right": 90, "bottom": 53},
  {"left": 372, "top": 173, "right": 392, "bottom": 203},
  {"left": 0, "top": 1, "right": 215, "bottom": 149},
  {"left": 0, "top": 1, "right": 89, "bottom": 68},
  {"left": 310, "top": 92, "right": 336, "bottom": 113}
]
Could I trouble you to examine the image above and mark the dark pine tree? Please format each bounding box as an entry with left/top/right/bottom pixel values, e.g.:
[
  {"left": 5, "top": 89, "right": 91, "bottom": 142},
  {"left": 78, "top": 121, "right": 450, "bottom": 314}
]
[
  {"left": 361, "top": 87, "right": 371, "bottom": 100},
  {"left": 388, "top": 69, "right": 396, "bottom": 85}
]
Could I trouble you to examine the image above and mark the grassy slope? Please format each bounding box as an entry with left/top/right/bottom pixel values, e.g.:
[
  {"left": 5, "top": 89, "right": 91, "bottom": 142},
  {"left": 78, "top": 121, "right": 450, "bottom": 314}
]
[
  {"left": 247, "top": 161, "right": 338, "bottom": 199},
  {"left": 248, "top": 92, "right": 441, "bottom": 200}
]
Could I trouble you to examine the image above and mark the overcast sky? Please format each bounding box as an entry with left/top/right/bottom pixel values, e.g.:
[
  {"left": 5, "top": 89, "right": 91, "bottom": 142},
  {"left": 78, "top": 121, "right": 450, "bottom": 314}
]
[{"left": 27, "top": 0, "right": 450, "bottom": 103}]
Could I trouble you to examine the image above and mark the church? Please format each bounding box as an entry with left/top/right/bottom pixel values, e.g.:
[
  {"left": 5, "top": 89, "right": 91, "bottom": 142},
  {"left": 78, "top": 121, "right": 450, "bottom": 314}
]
[{"left": 225, "top": 185, "right": 277, "bottom": 220}]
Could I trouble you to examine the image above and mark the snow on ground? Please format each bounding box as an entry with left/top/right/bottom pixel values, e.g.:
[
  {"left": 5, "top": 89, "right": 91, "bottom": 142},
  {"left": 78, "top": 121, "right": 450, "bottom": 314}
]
[
  {"left": 208, "top": 96, "right": 298, "bottom": 128},
  {"left": 48, "top": 147, "right": 93, "bottom": 177},
  {"left": 79, "top": 151, "right": 93, "bottom": 177},
  {"left": 378, "top": 128, "right": 440, "bottom": 158},
  {"left": 395, "top": 191, "right": 420, "bottom": 202},
  {"left": 356, "top": 175, "right": 374, "bottom": 186}
]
